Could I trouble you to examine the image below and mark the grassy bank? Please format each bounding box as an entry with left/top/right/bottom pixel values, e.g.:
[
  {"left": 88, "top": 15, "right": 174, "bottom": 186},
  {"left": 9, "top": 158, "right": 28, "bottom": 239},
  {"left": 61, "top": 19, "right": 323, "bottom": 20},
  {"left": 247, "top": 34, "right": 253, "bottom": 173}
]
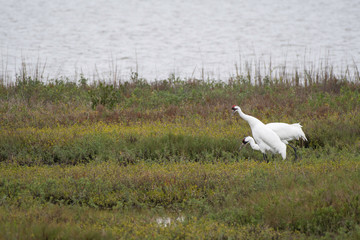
[
  {"left": 0, "top": 70, "right": 359, "bottom": 239},
  {"left": 1, "top": 160, "right": 360, "bottom": 239},
  {"left": 0, "top": 73, "right": 359, "bottom": 164}
]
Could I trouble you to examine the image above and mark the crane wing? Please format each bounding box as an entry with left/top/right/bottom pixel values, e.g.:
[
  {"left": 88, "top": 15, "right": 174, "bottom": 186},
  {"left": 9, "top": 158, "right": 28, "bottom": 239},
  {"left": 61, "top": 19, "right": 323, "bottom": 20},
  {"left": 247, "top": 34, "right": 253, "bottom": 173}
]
[
  {"left": 252, "top": 124, "right": 286, "bottom": 154},
  {"left": 266, "top": 122, "right": 307, "bottom": 141}
]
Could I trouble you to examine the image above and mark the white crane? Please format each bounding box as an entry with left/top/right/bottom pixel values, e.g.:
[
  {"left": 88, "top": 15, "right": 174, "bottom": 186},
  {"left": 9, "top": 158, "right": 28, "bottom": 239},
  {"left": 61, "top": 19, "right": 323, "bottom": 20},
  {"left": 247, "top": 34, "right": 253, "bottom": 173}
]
[
  {"left": 266, "top": 122, "right": 307, "bottom": 160},
  {"left": 232, "top": 105, "right": 286, "bottom": 161},
  {"left": 240, "top": 136, "right": 277, "bottom": 160},
  {"left": 240, "top": 136, "right": 260, "bottom": 151}
]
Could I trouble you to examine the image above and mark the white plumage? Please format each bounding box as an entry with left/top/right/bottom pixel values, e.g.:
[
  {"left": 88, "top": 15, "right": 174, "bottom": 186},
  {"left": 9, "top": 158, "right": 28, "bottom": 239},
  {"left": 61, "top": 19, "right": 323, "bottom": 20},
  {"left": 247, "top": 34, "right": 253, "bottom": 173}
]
[
  {"left": 241, "top": 136, "right": 260, "bottom": 151},
  {"left": 241, "top": 136, "right": 283, "bottom": 160},
  {"left": 232, "top": 105, "right": 286, "bottom": 161},
  {"left": 266, "top": 122, "right": 307, "bottom": 143},
  {"left": 266, "top": 122, "right": 307, "bottom": 160}
]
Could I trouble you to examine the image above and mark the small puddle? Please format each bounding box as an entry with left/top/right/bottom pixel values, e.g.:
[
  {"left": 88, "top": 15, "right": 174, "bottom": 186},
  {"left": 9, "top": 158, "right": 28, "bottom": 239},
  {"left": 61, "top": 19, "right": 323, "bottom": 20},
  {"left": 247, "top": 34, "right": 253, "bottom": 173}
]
[{"left": 155, "top": 216, "right": 185, "bottom": 227}]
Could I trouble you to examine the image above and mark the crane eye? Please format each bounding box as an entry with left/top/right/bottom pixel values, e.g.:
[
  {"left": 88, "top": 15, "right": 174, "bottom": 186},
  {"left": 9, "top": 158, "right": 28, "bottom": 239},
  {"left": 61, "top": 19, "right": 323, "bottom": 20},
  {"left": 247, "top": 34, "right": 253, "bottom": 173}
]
[{"left": 242, "top": 138, "right": 248, "bottom": 144}]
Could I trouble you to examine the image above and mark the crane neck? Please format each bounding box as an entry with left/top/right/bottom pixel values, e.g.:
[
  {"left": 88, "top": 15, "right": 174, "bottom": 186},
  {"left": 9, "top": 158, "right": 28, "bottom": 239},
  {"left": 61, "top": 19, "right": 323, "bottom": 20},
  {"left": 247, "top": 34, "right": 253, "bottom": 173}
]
[
  {"left": 236, "top": 109, "right": 263, "bottom": 129},
  {"left": 248, "top": 137, "right": 261, "bottom": 151}
]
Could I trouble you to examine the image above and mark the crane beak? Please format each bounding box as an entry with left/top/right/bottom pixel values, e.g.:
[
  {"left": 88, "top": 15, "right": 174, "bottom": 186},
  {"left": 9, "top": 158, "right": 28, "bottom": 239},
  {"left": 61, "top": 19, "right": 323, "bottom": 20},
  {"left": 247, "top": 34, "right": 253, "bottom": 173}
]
[{"left": 239, "top": 142, "right": 247, "bottom": 151}]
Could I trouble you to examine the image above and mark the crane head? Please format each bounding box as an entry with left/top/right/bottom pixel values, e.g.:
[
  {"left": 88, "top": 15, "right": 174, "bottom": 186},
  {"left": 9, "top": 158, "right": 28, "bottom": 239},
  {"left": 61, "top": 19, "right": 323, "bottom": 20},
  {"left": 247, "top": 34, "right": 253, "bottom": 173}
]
[
  {"left": 231, "top": 105, "right": 240, "bottom": 115},
  {"left": 239, "top": 136, "right": 250, "bottom": 150}
]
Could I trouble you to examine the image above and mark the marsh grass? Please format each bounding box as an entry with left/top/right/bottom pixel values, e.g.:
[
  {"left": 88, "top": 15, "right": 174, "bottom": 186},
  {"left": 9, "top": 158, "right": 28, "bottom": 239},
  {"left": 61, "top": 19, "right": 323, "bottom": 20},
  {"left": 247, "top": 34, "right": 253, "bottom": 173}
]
[
  {"left": 0, "top": 160, "right": 360, "bottom": 239},
  {"left": 0, "top": 60, "right": 360, "bottom": 239},
  {"left": 0, "top": 72, "right": 359, "bottom": 165}
]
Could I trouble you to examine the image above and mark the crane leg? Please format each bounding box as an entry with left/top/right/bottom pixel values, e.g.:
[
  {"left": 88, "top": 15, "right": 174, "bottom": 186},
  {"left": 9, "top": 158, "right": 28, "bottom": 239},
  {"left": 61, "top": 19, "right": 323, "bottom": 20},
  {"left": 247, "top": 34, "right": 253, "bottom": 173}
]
[
  {"left": 263, "top": 153, "right": 269, "bottom": 163},
  {"left": 288, "top": 144, "right": 297, "bottom": 161}
]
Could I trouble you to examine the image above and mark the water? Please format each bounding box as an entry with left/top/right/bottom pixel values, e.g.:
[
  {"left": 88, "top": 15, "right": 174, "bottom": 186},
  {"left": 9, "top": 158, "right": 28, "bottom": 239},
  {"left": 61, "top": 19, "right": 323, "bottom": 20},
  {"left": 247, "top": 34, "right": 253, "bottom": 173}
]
[
  {"left": 155, "top": 216, "right": 185, "bottom": 227},
  {"left": 1, "top": 0, "right": 359, "bottom": 81}
]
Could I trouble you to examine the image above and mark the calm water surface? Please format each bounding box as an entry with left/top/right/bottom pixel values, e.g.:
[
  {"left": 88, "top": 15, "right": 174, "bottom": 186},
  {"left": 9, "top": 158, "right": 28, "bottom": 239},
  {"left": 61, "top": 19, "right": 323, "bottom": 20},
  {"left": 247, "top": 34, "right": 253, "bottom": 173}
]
[{"left": 1, "top": 0, "right": 359, "bottom": 80}]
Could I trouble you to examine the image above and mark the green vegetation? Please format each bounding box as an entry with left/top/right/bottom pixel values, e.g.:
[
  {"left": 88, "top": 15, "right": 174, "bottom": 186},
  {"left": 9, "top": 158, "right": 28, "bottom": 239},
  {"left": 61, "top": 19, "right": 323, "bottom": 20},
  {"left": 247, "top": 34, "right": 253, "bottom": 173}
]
[{"left": 0, "top": 68, "right": 359, "bottom": 239}]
